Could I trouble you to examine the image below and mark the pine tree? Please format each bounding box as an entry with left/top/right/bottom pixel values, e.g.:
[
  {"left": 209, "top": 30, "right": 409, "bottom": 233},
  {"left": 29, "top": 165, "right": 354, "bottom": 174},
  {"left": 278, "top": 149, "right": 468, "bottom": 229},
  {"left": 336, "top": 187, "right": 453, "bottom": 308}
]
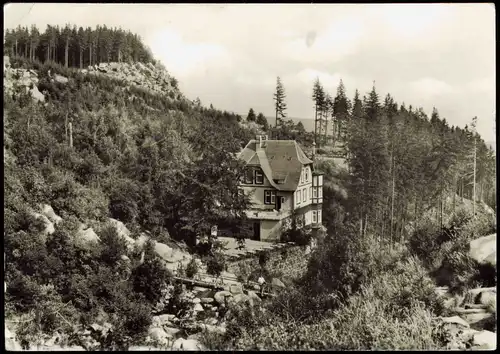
[
  {"left": 364, "top": 84, "right": 380, "bottom": 121},
  {"left": 333, "top": 79, "right": 352, "bottom": 141},
  {"left": 312, "top": 78, "right": 326, "bottom": 148},
  {"left": 62, "top": 24, "right": 72, "bottom": 68},
  {"left": 29, "top": 25, "right": 40, "bottom": 60},
  {"left": 246, "top": 108, "right": 256, "bottom": 122},
  {"left": 256, "top": 113, "right": 269, "bottom": 131},
  {"left": 273, "top": 77, "right": 287, "bottom": 128}
]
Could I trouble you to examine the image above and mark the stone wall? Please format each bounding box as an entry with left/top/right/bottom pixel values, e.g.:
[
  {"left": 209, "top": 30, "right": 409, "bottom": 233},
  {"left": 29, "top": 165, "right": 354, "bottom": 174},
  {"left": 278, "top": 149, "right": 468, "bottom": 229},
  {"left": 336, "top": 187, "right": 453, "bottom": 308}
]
[{"left": 226, "top": 244, "right": 311, "bottom": 283}]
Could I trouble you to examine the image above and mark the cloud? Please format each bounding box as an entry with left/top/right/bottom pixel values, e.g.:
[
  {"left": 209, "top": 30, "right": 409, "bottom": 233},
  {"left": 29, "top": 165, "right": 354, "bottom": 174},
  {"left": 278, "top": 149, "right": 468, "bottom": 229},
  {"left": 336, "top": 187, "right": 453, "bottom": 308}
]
[
  {"left": 373, "top": 4, "right": 453, "bottom": 40},
  {"left": 409, "top": 77, "right": 456, "bottom": 99},
  {"left": 146, "top": 28, "right": 232, "bottom": 78},
  {"left": 294, "top": 69, "right": 348, "bottom": 94},
  {"left": 281, "top": 18, "right": 364, "bottom": 64},
  {"left": 464, "top": 77, "right": 495, "bottom": 94}
]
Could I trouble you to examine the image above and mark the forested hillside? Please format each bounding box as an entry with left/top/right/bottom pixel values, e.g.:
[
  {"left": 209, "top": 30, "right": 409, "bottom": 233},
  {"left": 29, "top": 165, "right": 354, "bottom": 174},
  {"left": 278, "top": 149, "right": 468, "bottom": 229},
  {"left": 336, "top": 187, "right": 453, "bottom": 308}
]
[
  {"left": 4, "top": 24, "right": 496, "bottom": 351},
  {"left": 4, "top": 24, "right": 156, "bottom": 67}
]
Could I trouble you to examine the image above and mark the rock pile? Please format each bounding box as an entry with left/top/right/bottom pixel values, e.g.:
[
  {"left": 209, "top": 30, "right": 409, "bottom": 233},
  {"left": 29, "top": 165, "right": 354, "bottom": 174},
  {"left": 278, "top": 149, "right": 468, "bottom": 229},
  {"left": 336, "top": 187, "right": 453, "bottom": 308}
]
[
  {"left": 4, "top": 57, "right": 44, "bottom": 102},
  {"left": 82, "top": 61, "right": 181, "bottom": 98},
  {"left": 146, "top": 281, "right": 268, "bottom": 350},
  {"left": 434, "top": 286, "right": 496, "bottom": 349}
]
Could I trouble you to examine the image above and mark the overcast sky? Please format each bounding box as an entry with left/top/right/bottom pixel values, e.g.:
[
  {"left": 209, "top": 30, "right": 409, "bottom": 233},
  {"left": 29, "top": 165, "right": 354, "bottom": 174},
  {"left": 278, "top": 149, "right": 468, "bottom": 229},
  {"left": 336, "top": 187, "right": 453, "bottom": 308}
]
[{"left": 4, "top": 3, "right": 496, "bottom": 142}]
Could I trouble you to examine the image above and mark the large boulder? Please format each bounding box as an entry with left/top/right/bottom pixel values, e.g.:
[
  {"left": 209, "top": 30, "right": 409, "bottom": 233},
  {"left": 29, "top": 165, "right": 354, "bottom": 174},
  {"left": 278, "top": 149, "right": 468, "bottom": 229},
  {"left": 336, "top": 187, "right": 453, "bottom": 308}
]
[
  {"left": 54, "top": 74, "right": 69, "bottom": 84},
  {"left": 172, "top": 338, "right": 205, "bottom": 350},
  {"left": 108, "top": 218, "right": 135, "bottom": 248},
  {"left": 472, "top": 330, "right": 496, "bottom": 349},
  {"left": 40, "top": 204, "right": 62, "bottom": 225},
  {"left": 152, "top": 314, "right": 176, "bottom": 327},
  {"left": 440, "top": 316, "right": 470, "bottom": 328},
  {"left": 32, "top": 212, "right": 55, "bottom": 238},
  {"left": 229, "top": 283, "right": 243, "bottom": 295},
  {"left": 214, "top": 291, "right": 233, "bottom": 305},
  {"left": 475, "top": 289, "right": 496, "bottom": 309},
  {"left": 5, "top": 326, "right": 21, "bottom": 351},
  {"left": 271, "top": 278, "right": 286, "bottom": 289},
  {"left": 75, "top": 224, "right": 100, "bottom": 246},
  {"left": 148, "top": 327, "right": 173, "bottom": 345},
  {"left": 469, "top": 234, "right": 496, "bottom": 266},
  {"left": 4, "top": 55, "right": 10, "bottom": 70}
]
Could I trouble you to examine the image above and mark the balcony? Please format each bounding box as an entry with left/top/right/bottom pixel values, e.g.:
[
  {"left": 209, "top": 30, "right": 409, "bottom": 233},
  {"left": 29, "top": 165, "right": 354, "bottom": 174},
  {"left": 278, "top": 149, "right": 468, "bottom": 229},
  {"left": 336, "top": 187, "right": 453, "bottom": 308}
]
[{"left": 245, "top": 209, "right": 292, "bottom": 221}]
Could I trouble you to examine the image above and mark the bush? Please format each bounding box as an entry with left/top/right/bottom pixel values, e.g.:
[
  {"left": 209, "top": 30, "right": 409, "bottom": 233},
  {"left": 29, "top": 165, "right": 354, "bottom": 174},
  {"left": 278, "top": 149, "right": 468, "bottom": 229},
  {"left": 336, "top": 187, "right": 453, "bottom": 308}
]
[
  {"left": 205, "top": 252, "right": 225, "bottom": 278},
  {"left": 204, "top": 245, "right": 443, "bottom": 351},
  {"left": 131, "top": 257, "right": 172, "bottom": 304},
  {"left": 299, "top": 225, "right": 384, "bottom": 302},
  {"left": 185, "top": 258, "right": 199, "bottom": 279}
]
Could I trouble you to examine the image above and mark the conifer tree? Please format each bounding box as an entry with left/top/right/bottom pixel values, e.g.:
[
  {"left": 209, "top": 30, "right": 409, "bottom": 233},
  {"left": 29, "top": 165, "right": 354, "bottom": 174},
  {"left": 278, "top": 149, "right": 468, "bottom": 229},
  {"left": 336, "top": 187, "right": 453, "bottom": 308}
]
[
  {"left": 273, "top": 76, "right": 287, "bottom": 128},
  {"left": 256, "top": 113, "right": 268, "bottom": 131},
  {"left": 333, "top": 79, "right": 352, "bottom": 141},
  {"left": 246, "top": 108, "right": 256, "bottom": 122}
]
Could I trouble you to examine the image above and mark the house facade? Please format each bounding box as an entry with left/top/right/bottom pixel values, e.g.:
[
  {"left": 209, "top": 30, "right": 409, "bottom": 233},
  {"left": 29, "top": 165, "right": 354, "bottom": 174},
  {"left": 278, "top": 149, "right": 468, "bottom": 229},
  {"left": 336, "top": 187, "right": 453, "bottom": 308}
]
[{"left": 237, "top": 135, "right": 323, "bottom": 242}]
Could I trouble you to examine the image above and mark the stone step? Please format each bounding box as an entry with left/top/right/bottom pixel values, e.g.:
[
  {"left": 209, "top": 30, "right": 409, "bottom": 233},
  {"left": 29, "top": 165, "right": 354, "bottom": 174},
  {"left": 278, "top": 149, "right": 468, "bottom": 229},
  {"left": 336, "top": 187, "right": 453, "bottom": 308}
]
[
  {"left": 464, "top": 303, "right": 489, "bottom": 310},
  {"left": 453, "top": 307, "right": 489, "bottom": 314}
]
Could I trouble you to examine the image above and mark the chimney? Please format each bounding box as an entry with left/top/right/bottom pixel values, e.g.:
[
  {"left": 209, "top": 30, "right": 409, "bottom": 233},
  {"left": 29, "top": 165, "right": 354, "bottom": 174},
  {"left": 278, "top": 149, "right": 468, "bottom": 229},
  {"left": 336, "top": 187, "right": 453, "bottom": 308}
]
[{"left": 256, "top": 135, "right": 268, "bottom": 149}]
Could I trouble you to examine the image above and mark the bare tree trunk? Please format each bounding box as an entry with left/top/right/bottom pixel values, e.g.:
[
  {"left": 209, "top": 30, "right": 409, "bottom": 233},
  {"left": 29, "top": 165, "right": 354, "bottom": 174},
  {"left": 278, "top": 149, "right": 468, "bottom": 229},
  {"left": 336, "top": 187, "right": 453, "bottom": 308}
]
[
  {"left": 390, "top": 154, "right": 395, "bottom": 246},
  {"left": 79, "top": 49, "right": 83, "bottom": 69},
  {"left": 64, "top": 39, "right": 69, "bottom": 68},
  {"left": 314, "top": 103, "right": 318, "bottom": 149},
  {"left": 65, "top": 112, "right": 68, "bottom": 142},
  {"left": 68, "top": 120, "right": 73, "bottom": 148}
]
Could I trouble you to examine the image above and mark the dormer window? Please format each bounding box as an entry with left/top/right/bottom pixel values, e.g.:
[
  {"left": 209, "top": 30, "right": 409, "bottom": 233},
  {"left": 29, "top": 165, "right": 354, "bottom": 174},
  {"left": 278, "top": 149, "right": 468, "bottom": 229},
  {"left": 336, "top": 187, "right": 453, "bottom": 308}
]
[
  {"left": 255, "top": 169, "right": 264, "bottom": 184},
  {"left": 244, "top": 168, "right": 253, "bottom": 184}
]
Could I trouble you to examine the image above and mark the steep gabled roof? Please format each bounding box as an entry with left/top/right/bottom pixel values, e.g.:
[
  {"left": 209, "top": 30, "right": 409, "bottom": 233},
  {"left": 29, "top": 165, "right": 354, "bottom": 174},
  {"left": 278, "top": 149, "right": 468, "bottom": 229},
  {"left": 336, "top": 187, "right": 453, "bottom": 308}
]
[{"left": 238, "top": 139, "right": 313, "bottom": 191}]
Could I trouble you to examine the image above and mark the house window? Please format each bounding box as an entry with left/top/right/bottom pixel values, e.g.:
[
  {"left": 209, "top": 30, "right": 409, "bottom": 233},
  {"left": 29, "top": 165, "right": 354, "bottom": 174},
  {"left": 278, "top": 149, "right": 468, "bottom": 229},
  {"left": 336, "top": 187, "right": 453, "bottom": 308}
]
[
  {"left": 255, "top": 169, "right": 264, "bottom": 184},
  {"left": 305, "top": 168, "right": 309, "bottom": 182},
  {"left": 302, "top": 189, "right": 306, "bottom": 202},
  {"left": 309, "top": 187, "right": 312, "bottom": 200},
  {"left": 296, "top": 191, "right": 300, "bottom": 205},
  {"left": 313, "top": 187, "right": 317, "bottom": 198},
  {"left": 312, "top": 211, "right": 317, "bottom": 223},
  {"left": 264, "top": 190, "right": 276, "bottom": 205},
  {"left": 319, "top": 187, "right": 323, "bottom": 198},
  {"left": 301, "top": 169, "right": 304, "bottom": 183},
  {"left": 244, "top": 168, "right": 253, "bottom": 184},
  {"left": 317, "top": 210, "right": 322, "bottom": 223}
]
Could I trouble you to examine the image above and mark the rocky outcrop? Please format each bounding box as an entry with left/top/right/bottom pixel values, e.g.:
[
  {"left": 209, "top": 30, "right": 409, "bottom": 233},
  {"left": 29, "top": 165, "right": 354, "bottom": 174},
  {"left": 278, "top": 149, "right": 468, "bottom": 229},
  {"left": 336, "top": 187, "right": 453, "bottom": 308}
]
[
  {"left": 4, "top": 65, "right": 43, "bottom": 102},
  {"left": 75, "top": 223, "right": 100, "bottom": 246},
  {"left": 108, "top": 218, "right": 136, "bottom": 249},
  {"left": 434, "top": 285, "right": 497, "bottom": 349},
  {"left": 469, "top": 234, "right": 496, "bottom": 266},
  {"left": 81, "top": 62, "right": 181, "bottom": 99},
  {"left": 40, "top": 204, "right": 63, "bottom": 225}
]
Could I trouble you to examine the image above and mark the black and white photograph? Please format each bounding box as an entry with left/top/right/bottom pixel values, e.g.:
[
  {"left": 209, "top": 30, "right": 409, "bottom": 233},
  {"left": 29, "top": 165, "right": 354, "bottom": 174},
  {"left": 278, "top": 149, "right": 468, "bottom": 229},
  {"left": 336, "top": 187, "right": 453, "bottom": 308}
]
[{"left": 3, "top": 3, "right": 496, "bottom": 351}]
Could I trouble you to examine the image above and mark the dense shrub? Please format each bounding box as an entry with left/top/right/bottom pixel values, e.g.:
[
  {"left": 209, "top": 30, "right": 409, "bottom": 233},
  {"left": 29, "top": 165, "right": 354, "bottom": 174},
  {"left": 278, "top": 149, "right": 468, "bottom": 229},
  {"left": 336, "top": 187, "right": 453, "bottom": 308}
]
[
  {"left": 131, "top": 257, "right": 172, "bottom": 304},
  {"left": 299, "top": 224, "right": 386, "bottom": 302},
  {"left": 203, "top": 244, "right": 442, "bottom": 351}
]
